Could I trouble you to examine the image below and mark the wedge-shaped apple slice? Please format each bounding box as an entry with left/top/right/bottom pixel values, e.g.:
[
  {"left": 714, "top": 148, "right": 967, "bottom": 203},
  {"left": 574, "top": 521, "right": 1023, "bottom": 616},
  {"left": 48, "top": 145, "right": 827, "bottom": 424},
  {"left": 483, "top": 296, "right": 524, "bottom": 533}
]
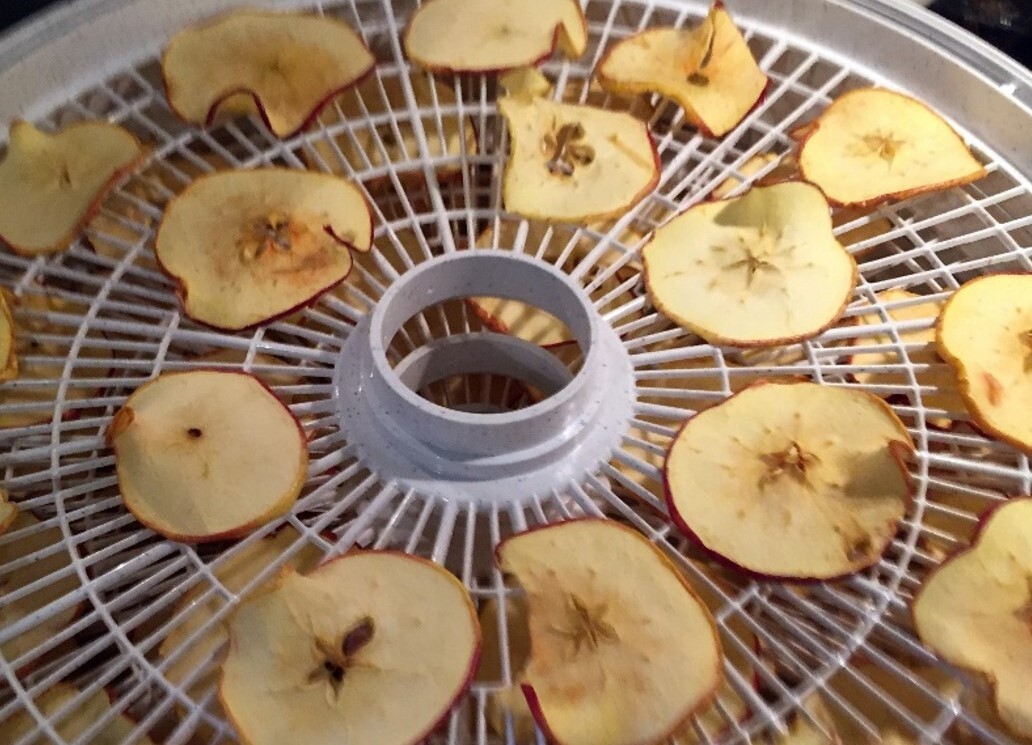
[
  {"left": 404, "top": 0, "right": 586, "bottom": 73},
  {"left": 0, "top": 682, "right": 155, "bottom": 745},
  {"left": 644, "top": 182, "right": 856, "bottom": 346},
  {"left": 497, "top": 519, "right": 722, "bottom": 745},
  {"left": 0, "top": 120, "right": 144, "bottom": 256},
  {"left": 163, "top": 10, "right": 374, "bottom": 138},
  {"left": 913, "top": 498, "right": 1032, "bottom": 740},
  {"left": 0, "top": 289, "right": 15, "bottom": 381},
  {"left": 666, "top": 382, "right": 913, "bottom": 579},
  {"left": 797, "top": 88, "right": 986, "bottom": 207},
  {"left": 936, "top": 274, "right": 1032, "bottom": 455},
  {"left": 108, "top": 370, "right": 308, "bottom": 543},
  {"left": 155, "top": 168, "right": 372, "bottom": 330},
  {"left": 0, "top": 488, "right": 16, "bottom": 536},
  {"left": 499, "top": 96, "right": 658, "bottom": 224},
  {"left": 597, "top": 4, "right": 767, "bottom": 138},
  {"left": 220, "top": 551, "right": 479, "bottom": 745}
]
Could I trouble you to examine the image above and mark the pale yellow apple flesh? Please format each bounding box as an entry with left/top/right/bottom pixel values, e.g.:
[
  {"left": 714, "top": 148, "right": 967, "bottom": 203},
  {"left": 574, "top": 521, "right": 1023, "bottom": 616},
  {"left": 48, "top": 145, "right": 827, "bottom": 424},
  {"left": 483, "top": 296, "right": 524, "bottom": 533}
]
[
  {"left": 666, "top": 382, "right": 914, "bottom": 579},
  {"left": 497, "top": 519, "right": 723, "bottom": 745},
  {"left": 219, "top": 552, "right": 480, "bottom": 745},
  {"left": 404, "top": 0, "right": 587, "bottom": 73},
  {"left": 0, "top": 120, "right": 144, "bottom": 256},
  {"left": 162, "top": 10, "right": 374, "bottom": 138},
  {"left": 935, "top": 274, "right": 1032, "bottom": 454},
  {"left": 499, "top": 96, "right": 658, "bottom": 224},
  {"left": 597, "top": 4, "right": 767, "bottom": 137},
  {"left": 0, "top": 488, "right": 16, "bottom": 536},
  {"left": 0, "top": 289, "right": 16, "bottom": 381},
  {"left": 643, "top": 182, "right": 857, "bottom": 346},
  {"left": 0, "top": 682, "right": 155, "bottom": 745},
  {"left": 154, "top": 168, "right": 372, "bottom": 331},
  {"left": 797, "top": 87, "right": 986, "bottom": 207},
  {"left": 108, "top": 370, "right": 308, "bottom": 543},
  {"left": 913, "top": 498, "right": 1032, "bottom": 740}
]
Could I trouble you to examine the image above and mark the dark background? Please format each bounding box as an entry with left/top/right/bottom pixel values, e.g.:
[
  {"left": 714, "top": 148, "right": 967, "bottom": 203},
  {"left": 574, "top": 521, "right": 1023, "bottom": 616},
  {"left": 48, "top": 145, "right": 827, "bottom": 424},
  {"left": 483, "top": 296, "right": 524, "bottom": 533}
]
[{"left": 0, "top": 0, "right": 1029, "bottom": 66}]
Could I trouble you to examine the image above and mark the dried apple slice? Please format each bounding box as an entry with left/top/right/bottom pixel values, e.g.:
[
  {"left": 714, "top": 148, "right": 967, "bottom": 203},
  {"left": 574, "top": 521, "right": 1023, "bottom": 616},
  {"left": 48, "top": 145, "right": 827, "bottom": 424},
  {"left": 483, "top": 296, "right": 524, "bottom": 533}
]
[
  {"left": 912, "top": 498, "right": 1032, "bottom": 740},
  {"left": 108, "top": 370, "right": 308, "bottom": 543},
  {"left": 0, "top": 488, "right": 16, "bottom": 536},
  {"left": 597, "top": 4, "right": 767, "bottom": 138},
  {"left": 155, "top": 168, "right": 372, "bottom": 331},
  {"left": 220, "top": 551, "right": 479, "bottom": 745},
  {"left": 162, "top": 10, "right": 374, "bottom": 139},
  {"left": 0, "top": 120, "right": 144, "bottom": 256},
  {"left": 797, "top": 88, "right": 986, "bottom": 207},
  {"left": 936, "top": 274, "right": 1032, "bottom": 454},
  {"left": 499, "top": 95, "right": 658, "bottom": 224},
  {"left": 666, "top": 381, "right": 914, "bottom": 579},
  {"left": 643, "top": 182, "right": 857, "bottom": 346},
  {"left": 0, "top": 289, "right": 15, "bottom": 381},
  {"left": 497, "top": 519, "right": 722, "bottom": 745},
  {"left": 478, "top": 595, "right": 536, "bottom": 741},
  {"left": 404, "top": 0, "right": 587, "bottom": 73},
  {"left": 0, "top": 682, "right": 154, "bottom": 745}
]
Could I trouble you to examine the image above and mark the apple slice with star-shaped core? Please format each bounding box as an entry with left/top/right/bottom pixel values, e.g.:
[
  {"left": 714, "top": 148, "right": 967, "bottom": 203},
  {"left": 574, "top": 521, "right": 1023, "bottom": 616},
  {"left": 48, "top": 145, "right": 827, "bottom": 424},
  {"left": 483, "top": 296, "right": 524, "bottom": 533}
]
[
  {"left": 497, "top": 519, "right": 723, "bottom": 745},
  {"left": 155, "top": 168, "right": 372, "bottom": 331},
  {"left": 913, "top": 498, "right": 1032, "bottom": 741},
  {"left": 936, "top": 274, "right": 1032, "bottom": 455},
  {"left": 0, "top": 120, "right": 145, "bottom": 256},
  {"left": 499, "top": 94, "right": 659, "bottom": 224},
  {"left": 797, "top": 88, "right": 986, "bottom": 207},
  {"left": 404, "top": 0, "right": 586, "bottom": 74},
  {"left": 108, "top": 370, "right": 308, "bottom": 543},
  {"left": 219, "top": 551, "right": 480, "bottom": 745},
  {"left": 0, "top": 488, "right": 16, "bottom": 536},
  {"left": 666, "top": 381, "right": 914, "bottom": 579},
  {"left": 597, "top": 3, "right": 767, "bottom": 138},
  {"left": 0, "top": 683, "right": 155, "bottom": 745},
  {"left": 0, "top": 289, "right": 15, "bottom": 381},
  {"left": 643, "top": 182, "right": 857, "bottom": 347},
  {"left": 162, "top": 10, "right": 374, "bottom": 139}
]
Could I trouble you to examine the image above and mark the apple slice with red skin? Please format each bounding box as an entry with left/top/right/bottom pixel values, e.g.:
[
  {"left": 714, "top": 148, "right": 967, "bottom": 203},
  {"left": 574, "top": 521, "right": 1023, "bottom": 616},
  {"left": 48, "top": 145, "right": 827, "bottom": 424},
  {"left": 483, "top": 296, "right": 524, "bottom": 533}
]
[
  {"left": 912, "top": 498, "right": 1032, "bottom": 742},
  {"left": 497, "top": 519, "right": 723, "bottom": 745},
  {"left": 162, "top": 10, "right": 374, "bottom": 139},
  {"left": 935, "top": 274, "right": 1032, "bottom": 456},
  {"left": 154, "top": 168, "right": 372, "bottom": 331},
  {"left": 404, "top": 0, "right": 587, "bottom": 74},
  {"left": 0, "top": 120, "right": 145, "bottom": 256},
  {"left": 665, "top": 381, "right": 914, "bottom": 580},
  {"left": 108, "top": 370, "right": 308, "bottom": 543},
  {"left": 219, "top": 551, "right": 480, "bottom": 745}
]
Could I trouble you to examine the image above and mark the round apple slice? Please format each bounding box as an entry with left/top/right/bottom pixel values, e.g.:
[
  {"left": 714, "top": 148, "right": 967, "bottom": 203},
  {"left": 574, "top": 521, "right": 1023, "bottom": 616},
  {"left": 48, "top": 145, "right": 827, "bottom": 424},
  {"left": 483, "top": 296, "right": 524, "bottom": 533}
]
[
  {"left": 797, "top": 88, "right": 986, "bottom": 207},
  {"left": 666, "top": 381, "right": 914, "bottom": 580},
  {"left": 912, "top": 498, "right": 1032, "bottom": 741},
  {"left": 0, "top": 682, "right": 155, "bottom": 745},
  {"left": 155, "top": 168, "right": 372, "bottom": 331},
  {"left": 936, "top": 274, "right": 1032, "bottom": 455},
  {"left": 404, "top": 0, "right": 586, "bottom": 74},
  {"left": 162, "top": 10, "right": 374, "bottom": 139},
  {"left": 108, "top": 370, "right": 308, "bottom": 543},
  {"left": 496, "top": 519, "right": 722, "bottom": 745},
  {"left": 219, "top": 552, "right": 479, "bottom": 745},
  {"left": 643, "top": 182, "right": 857, "bottom": 346},
  {"left": 499, "top": 96, "right": 659, "bottom": 224},
  {"left": 0, "top": 120, "right": 145, "bottom": 256},
  {"left": 597, "top": 4, "right": 768, "bottom": 138},
  {"left": 0, "top": 289, "right": 15, "bottom": 381}
]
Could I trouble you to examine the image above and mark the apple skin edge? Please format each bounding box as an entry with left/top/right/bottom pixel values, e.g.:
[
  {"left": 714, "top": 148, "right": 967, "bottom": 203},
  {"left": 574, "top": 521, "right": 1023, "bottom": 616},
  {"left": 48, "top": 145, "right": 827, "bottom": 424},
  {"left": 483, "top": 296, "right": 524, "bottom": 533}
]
[
  {"left": 661, "top": 379, "right": 916, "bottom": 584},
  {"left": 217, "top": 550, "right": 482, "bottom": 745}
]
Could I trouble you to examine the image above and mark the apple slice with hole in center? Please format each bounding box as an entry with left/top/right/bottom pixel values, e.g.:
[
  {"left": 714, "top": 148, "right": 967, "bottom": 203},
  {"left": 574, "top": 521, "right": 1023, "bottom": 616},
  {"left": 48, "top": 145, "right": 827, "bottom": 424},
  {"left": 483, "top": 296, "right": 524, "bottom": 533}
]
[
  {"left": 936, "top": 274, "right": 1032, "bottom": 455},
  {"left": 797, "top": 88, "right": 986, "bottom": 207},
  {"left": 497, "top": 519, "right": 723, "bottom": 745},
  {"left": 219, "top": 551, "right": 480, "bottom": 745},
  {"left": 108, "top": 370, "right": 308, "bottom": 543},
  {"left": 666, "top": 381, "right": 914, "bottom": 580},
  {"left": 404, "top": 0, "right": 587, "bottom": 74},
  {"left": 643, "top": 182, "right": 857, "bottom": 347},
  {"left": 155, "top": 168, "right": 372, "bottom": 331},
  {"left": 912, "top": 498, "right": 1032, "bottom": 741},
  {"left": 597, "top": 3, "right": 767, "bottom": 138},
  {"left": 0, "top": 682, "right": 155, "bottom": 745},
  {"left": 0, "top": 120, "right": 145, "bottom": 256},
  {"left": 162, "top": 10, "right": 374, "bottom": 139}
]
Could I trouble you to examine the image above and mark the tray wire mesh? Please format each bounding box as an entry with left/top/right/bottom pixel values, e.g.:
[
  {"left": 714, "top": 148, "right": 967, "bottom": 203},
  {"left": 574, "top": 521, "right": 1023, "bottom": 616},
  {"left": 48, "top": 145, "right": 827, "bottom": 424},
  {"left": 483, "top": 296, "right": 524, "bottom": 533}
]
[{"left": 0, "top": 0, "right": 1031, "bottom": 743}]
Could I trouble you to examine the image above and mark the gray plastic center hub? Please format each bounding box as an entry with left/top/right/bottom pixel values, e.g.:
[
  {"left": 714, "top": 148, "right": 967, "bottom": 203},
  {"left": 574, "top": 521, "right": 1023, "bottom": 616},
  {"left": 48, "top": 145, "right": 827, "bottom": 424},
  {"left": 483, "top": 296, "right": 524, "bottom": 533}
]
[{"left": 334, "top": 250, "right": 636, "bottom": 504}]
